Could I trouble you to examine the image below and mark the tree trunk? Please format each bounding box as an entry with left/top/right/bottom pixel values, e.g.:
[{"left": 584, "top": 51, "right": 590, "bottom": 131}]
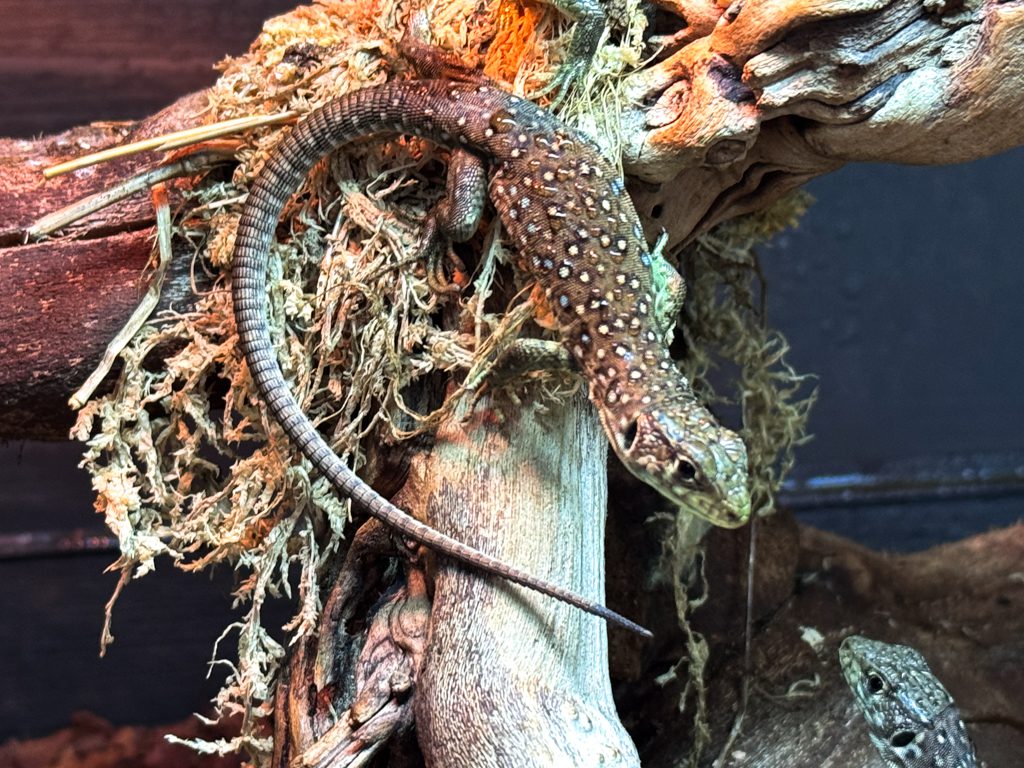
[{"left": 407, "top": 390, "right": 637, "bottom": 766}]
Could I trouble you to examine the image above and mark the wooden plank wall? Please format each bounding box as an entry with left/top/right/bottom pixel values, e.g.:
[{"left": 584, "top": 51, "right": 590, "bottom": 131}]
[{"left": 0, "top": 0, "right": 295, "bottom": 137}]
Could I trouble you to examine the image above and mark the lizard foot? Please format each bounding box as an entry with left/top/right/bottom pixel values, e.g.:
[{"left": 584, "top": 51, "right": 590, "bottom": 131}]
[
  {"left": 415, "top": 147, "right": 487, "bottom": 296},
  {"left": 648, "top": 230, "right": 687, "bottom": 341},
  {"left": 417, "top": 215, "right": 467, "bottom": 296},
  {"left": 465, "top": 337, "right": 576, "bottom": 394},
  {"left": 399, "top": 10, "right": 499, "bottom": 86},
  {"left": 528, "top": 0, "right": 606, "bottom": 108}
]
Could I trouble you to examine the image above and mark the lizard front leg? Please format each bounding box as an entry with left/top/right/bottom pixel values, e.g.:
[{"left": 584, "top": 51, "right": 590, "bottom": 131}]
[
  {"left": 417, "top": 148, "right": 487, "bottom": 294},
  {"left": 532, "top": 0, "right": 607, "bottom": 106},
  {"left": 465, "top": 337, "right": 575, "bottom": 393},
  {"left": 649, "top": 231, "right": 687, "bottom": 342}
]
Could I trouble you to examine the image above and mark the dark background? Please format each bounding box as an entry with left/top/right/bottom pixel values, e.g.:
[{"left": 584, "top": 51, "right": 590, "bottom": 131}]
[{"left": 1, "top": 0, "right": 1021, "bottom": 741}]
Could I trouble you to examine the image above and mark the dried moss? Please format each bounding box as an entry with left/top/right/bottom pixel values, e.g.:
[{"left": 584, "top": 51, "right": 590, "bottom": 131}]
[
  {"left": 684, "top": 191, "right": 818, "bottom": 517},
  {"left": 71, "top": 0, "right": 813, "bottom": 761}
]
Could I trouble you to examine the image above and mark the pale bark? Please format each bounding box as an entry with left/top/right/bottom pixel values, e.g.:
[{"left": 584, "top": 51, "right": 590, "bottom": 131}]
[{"left": 408, "top": 391, "right": 636, "bottom": 767}]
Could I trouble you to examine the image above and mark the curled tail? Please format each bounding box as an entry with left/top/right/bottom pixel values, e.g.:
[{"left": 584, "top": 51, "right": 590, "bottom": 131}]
[{"left": 231, "top": 85, "right": 652, "bottom": 639}]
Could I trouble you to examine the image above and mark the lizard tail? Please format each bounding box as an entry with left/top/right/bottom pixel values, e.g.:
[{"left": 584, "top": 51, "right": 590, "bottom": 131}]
[{"left": 232, "top": 86, "right": 652, "bottom": 639}]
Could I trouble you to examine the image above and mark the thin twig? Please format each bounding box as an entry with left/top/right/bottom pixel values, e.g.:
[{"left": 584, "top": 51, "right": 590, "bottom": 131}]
[
  {"left": 68, "top": 184, "right": 175, "bottom": 409},
  {"left": 43, "top": 110, "right": 296, "bottom": 178},
  {"left": 27, "top": 149, "right": 232, "bottom": 238},
  {"left": 712, "top": 516, "right": 758, "bottom": 768}
]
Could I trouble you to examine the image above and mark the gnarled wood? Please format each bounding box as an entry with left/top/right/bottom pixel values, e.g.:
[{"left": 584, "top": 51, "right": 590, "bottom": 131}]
[{"left": 626, "top": 0, "right": 1024, "bottom": 246}]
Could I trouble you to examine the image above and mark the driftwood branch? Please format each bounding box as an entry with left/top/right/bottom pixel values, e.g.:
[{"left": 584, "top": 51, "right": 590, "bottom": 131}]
[
  {"left": 410, "top": 391, "right": 636, "bottom": 765},
  {"left": 0, "top": 93, "right": 215, "bottom": 439},
  {"left": 5, "top": 0, "right": 1022, "bottom": 428},
  {"left": 273, "top": 391, "right": 639, "bottom": 765},
  {"left": 625, "top": 0, "right": 1024, "bottom": 246}
]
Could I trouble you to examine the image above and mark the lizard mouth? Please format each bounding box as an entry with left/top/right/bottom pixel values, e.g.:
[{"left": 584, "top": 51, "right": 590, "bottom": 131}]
[
  {"left": 611, "top": 412, "right": 751, "bottom": 528},
  {"left": 677, "top": 487, "right": 750, "bottom": 529}
]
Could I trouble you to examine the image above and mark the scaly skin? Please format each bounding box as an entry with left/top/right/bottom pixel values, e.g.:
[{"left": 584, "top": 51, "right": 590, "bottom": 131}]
[
  {"left": 840, "top": 635, "right": 978, "bottom": 768},
  {"left": 532, "top": 0, "right": 606, "bottom": 104},
  {"left": 231, "top": 79, "right": 750, "bottom": 635}
]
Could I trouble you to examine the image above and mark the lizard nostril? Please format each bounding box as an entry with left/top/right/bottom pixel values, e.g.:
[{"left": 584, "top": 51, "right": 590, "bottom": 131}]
[
  {"left": 890, "top": 731, "right": 916, "bottom": 748},
  {"left": 623, "top": 419, "right": 639, "bottom": 450}
]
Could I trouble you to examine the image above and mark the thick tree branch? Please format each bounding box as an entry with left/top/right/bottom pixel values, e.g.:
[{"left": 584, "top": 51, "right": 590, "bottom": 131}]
[
  {"left": 626, "top": 0, "right": 1024, "bottom": 246},
  {"left": 408, "top": 391, "right": 637, "bottom": 765},
  {"left": 0, "top": 93, "right": 215, "bottom": 439}
]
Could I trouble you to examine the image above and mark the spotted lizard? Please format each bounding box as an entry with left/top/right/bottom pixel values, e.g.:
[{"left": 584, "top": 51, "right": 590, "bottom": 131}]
[
  {"left": 231, "top": 46, "right": 750, "bottom": 637},
  {"left": 840, "top": 635, "right": 978, "bottom": 768}
]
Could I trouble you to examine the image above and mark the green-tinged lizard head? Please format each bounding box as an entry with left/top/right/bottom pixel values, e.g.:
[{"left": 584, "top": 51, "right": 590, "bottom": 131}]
[
  {"left": 602, "top": 394, "right": 751, "bottom": 528},
  {"left": 840, "top": 635, "right": 955, "bottom": 735},
  {"left": 839, "top": 635, "right": 976, "bottom": 768}
]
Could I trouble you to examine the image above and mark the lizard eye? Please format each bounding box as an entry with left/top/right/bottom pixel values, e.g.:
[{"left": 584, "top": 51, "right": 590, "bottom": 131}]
[
  {"left": 867, "top": 673, "right": 885, "bottom": 695},
  {"left": 676, "top": 459, "right": 698, "bottom": 484}
]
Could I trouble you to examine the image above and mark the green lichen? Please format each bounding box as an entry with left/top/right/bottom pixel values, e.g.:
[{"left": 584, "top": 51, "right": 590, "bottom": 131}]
[{"left": 683, "top": 191, "right": 818, "bottom": 518}]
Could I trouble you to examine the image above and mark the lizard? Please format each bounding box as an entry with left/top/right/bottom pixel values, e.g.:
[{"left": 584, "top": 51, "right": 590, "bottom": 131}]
[
  {"left": 840, "top": 635, "right": 978, "bottom": 768},
  {"left": 231, "top": 38, "right": 751, "bottom": 639}
]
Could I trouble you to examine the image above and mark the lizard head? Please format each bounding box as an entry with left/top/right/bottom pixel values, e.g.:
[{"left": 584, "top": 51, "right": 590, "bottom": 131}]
[
  {"left": 609, "top": 400, "right": 750, "bottom": 528},
  {"left": 839, "top": 635, "right": 954, "bottom": 730},
  {"left": 841, "top": 635, "right": 977, "bottom": 767}
]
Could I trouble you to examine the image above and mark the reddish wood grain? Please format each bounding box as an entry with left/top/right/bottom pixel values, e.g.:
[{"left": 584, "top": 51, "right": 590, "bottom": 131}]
[
  {"left": 0, "top": 89, "right": 218, "bottom": 439},
  {"left": 0, "top": 229, "right": 154, "bottom": 437}
]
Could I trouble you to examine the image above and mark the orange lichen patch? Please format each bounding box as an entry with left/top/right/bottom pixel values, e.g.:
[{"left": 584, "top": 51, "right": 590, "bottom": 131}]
[
  {"left": 484, "top": 0, "right": 548, "bottom": 82},
  {"left": 449, "top": 265, "right": 472, "bottom": 289},
  {"left": 528, "top": 282, "right": 561, "bottom": 330}
]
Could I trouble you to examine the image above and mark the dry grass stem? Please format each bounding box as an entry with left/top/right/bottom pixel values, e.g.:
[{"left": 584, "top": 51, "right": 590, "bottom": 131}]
[{"left": 43, "top": 111, "right": 296, "bottom": 178}]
